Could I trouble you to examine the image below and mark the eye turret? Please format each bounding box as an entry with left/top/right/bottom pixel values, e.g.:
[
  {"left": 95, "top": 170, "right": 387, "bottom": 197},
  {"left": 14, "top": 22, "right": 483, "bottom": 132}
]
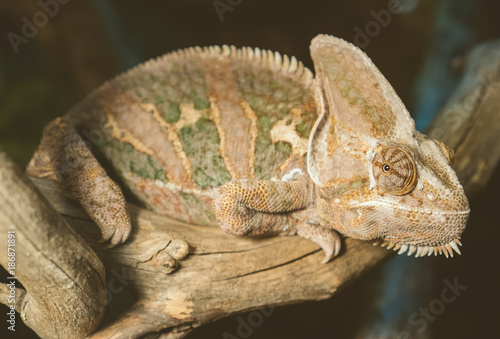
[{"left": 372, "top": 146, "right": 417, "bottom": 195}]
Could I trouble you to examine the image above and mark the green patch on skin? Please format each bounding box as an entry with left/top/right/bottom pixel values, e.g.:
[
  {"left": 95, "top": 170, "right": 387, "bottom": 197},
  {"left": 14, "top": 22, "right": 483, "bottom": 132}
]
[
  {"left": 117, "top": 59, "right": 211, "bottom": 126},
  {"left": 255, "top": 127, "right": 271, "bottom": 150},
  {"left": 129, "top": 155, "right": 167, "bottom": 181},
  {"left": 274, "top": 141, "right": 292, "bottom": 158},
  {"left": 330, "top": 67, "right": 364, "bottom": 108},
  {"left": 348, "top": 179, "right": 370, "bottom": 191},
  {"left": 350, "top": 181, "right": 363, "bottom": 189},
  {"left": 192, "top": 95, "right": 210, "bottom": 111},
  {"left": 154, "top": 95, "right": 164, "bottom": 106},
  {"left": 252, "top": 109, "right": 294, "bottom": 179},
  {"left": 330, "top": 67, "right": 392, "bottom": 132},
  {"left": 180, "top": 192, "right": 200, "bottom": 204},
  {"left": 129, "top": 161, "right": 149, "bottom": 179},
  {"left": 259, "top": 116, "right": 272, "bottom": 131},
  {"left": 99, "top": 134, "right": 168, "bottom": 182},
  {"left": 178, "top": 117, "right": 231, "bottom": 189},
  {"left": 367, "top": 108, "right": 379, "bottom": 122},
  {"left": 232, "top": 65, "right": 315, "bottom": 179},
  {"left": 179, "top": 126, "right": 195, "bottom": 155},
  {"left": 269, "top": 80, "right": 279, "bottom": 91},
  {"left": 295, "top": 123, "right": 309, "bottom": 138},
  {"left": 163, "top": 103, "right": 180, "bottom": 124},
  {"left": 195, "top": 116, "right": 213, "bottom": 133},
  {"left": 247, "top": 94, "right": 259, "bottom": 111},
  {"left": 149, "top": 157, "right": 168, "bottom": 181},
  {"left": 193, "top": 168, "right": 217, "bottom": 188},
  {"left": 105, "top": 138, "right": 136, "bottom": 154},
  {"left": 193, "top": 167, "right": 230, "bottom": 189},
  {"left": 295, "top": 111, "right": 316, "bottom": 138}
]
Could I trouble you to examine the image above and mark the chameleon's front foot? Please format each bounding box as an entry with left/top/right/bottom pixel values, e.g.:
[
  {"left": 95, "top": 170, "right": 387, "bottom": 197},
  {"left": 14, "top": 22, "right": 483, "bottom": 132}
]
[
  {"left": 29, "top": 117, "right": 132, "bottom": 247},
  {"left": 295, "top": 223, "right": 341, "bottom": 263},
  {"left": 212, "top": 179, "right": 340, "bottom": 263}
]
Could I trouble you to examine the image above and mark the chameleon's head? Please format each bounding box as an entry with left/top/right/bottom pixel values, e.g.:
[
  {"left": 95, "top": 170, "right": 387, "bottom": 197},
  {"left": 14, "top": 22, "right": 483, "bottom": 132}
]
[{"left": 307, "top": 35, "right": 469, "bottom": 257}]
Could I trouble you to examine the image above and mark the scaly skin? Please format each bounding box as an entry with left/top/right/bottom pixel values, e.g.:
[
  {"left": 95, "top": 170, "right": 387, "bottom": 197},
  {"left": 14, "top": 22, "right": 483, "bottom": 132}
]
[
  {"left": 27, "top": 35, "right": 469, "bottom": 262},
  {"left": 30, "top": 117, "right": 131, "bottom": 245}
]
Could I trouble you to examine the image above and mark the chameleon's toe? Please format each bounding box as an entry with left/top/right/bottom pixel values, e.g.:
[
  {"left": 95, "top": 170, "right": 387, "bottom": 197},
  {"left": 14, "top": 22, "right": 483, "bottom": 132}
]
[
  {"left": 296, "top": 224, "right": 341, "bottom": 263},
  {"left": 97, "top": 208, "right": 132, "bottom": 247},
  {"left": 106, "top": 223, "right": 131, "bottom": 247}
]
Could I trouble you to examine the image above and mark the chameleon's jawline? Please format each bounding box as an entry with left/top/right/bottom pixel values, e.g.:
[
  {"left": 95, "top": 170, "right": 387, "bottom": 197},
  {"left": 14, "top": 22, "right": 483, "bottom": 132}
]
[{"left": 354, "top": 200, "right": 470, "bottom": 216}]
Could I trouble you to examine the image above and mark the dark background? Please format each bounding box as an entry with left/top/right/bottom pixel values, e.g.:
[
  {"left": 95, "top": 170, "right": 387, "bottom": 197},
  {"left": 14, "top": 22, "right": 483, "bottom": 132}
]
[{"left": 0, "top": 0, "right": 499, "bottom": 338}]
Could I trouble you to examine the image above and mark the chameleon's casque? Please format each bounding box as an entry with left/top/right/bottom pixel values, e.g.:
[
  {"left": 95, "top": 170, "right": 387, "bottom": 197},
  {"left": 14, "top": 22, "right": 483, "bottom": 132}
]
[{"left": 28, "top": 34, "right": 469, "bottom": 262}]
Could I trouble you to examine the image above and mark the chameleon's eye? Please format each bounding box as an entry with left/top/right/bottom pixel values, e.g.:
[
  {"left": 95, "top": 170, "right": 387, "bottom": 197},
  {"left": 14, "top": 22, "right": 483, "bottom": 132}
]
[
  {"left": 433, "top": 139, "right": 455, "bottom": 164},
  {"left": 372, "top": 146, "right": 417, "bottom": 195}
]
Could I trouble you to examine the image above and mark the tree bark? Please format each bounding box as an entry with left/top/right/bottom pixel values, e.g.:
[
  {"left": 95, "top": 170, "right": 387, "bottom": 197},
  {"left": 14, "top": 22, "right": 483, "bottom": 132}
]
[
  {"left": 0, "top": 150, "right": 106, "bottom": 338},
  {"left": 1, "top": 40, "right": 500, "bottom": 338},
  {"left": 427, "top": 39, "right": 500, "bottom": 194}
]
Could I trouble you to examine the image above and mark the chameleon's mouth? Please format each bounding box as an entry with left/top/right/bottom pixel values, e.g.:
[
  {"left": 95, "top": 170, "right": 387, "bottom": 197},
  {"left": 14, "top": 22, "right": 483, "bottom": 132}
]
[
  {"left": 373, "top": 238, "right": 463, "bottom": 258},
  {"left": 354, "top": 200, "right": 469, "bottom": 258}
]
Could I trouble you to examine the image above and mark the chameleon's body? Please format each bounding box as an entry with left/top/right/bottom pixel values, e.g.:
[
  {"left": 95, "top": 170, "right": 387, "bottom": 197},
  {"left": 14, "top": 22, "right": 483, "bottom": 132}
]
[{"left": 27, "top": 35, "right": 469, "bottom": 262}]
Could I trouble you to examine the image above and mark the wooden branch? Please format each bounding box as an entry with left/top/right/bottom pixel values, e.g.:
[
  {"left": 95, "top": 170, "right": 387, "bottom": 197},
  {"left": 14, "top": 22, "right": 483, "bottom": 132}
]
[
  {"left": 27, "top": 176, "right": 393, "bottom": 338},
  {"left": 0, "top": 150, "right": 106, "bottom": 338},
  {"left": 2, "top": 40, "right": 500, "bottom": 338},
  {"left": 427, "top": 40, "right": 500, "bottom": 194}
]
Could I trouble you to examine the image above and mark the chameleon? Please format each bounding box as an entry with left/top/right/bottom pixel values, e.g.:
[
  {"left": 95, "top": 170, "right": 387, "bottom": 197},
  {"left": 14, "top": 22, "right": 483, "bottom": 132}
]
[{"left": 27, "top": 34, "right": 470, "bottom": 263}]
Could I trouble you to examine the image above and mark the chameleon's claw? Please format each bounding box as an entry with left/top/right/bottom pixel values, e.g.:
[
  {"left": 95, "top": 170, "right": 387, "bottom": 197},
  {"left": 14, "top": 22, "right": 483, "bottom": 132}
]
[
  {"left": 96, "top": 209, "right": 132, "bottom": 247},
  {"left": 296, "top": 224, "right": 341, "bottom": 263},
  {"left": 102, "top": 221, "right": 131, "bottom": 247},
  {"left": 320, "top": 233, "right": 341, "bottom": 264}
]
